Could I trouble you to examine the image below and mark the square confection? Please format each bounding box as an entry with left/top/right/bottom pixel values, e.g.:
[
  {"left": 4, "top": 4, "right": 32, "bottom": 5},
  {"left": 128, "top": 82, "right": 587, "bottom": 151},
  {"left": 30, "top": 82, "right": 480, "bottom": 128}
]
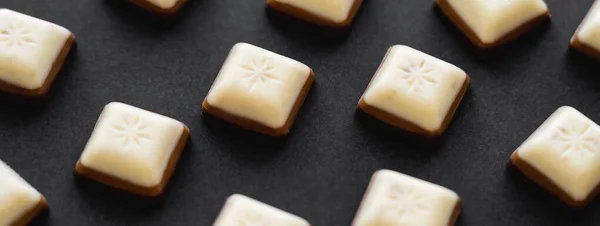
[
  {"left": 0, "top": 9, "right": 74, "bottom": 97},
  {"left": 203, "top": 43, "right": 314, "bottom": 136},
  {"left": 352, "top": 170, "right": 461, "bottom": 226},
  {"left": 267, "top": 0, "right": 363, "bottom": 27},
  {"left": 128, "top": 0, "right": 189, "bottom": 14},
  {"left": 510, "top": 106, "right": 600, "bottom": 207},
  {"left": 213, "top": 194, "right": 310, "bottom": 226},
  {"left": 76, "top": 102, "right": 189, "bottom": 197},
  {"left": 0, "top": 159, "right": 47, "bottom": 226},
  {"left": 358, "top": 45, "right": 469, "bottom": 137},
  {"left": 436, "top": 0, "right": 550, "bottom": 48},
  {"left": 571, "top": 0, "right": 600, "bottom": 60}
]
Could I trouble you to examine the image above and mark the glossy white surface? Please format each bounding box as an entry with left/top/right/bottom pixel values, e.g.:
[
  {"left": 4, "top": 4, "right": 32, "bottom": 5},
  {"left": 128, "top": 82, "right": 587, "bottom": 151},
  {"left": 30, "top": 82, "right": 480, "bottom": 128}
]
[
  {"left": 362, "top": 45, "right": 467, "bottom": 132},
  {"left": 574, "top": 0, "right": 600, "bottom": 50},
  {"left": 0, "top": 159, "right": 42, "bottom": 226},
  {"left": 80, "top": 102, "right": 185, "bottom": 187},
  {"left": 205, "top": 43, "right": 311, "bottom": 129},
  {"left": 515, "top": 106, "right": 600, "bottom": 201},
  {"left": 271, "top": 0, "right": 356, "bottom": 23},
  {"left": 445, "top": 0, "right": 548, "bottom": 44},
  {"left": 213, "top": 194, "right": 310, "bottom": 226},
  {"left": 0, "top": 9, "right": 71, "bottom": 90},
  {"left": 353, "top": 170, "right": 460, "bottom": 226}
]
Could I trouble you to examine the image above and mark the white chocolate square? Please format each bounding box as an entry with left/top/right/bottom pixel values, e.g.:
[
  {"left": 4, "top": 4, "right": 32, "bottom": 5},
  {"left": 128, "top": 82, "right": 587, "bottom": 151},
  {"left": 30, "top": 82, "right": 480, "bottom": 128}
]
[
  {"left": 362, "top": 45, "right": 467, "bottom": 132},
  {"left": 0, "top": 159, "right": 43, "bottom": 226},
  {"left": 353, "top": 170, "right": 460, "bottom": 226},
  {"left": 0, "top": 9, "right": 72, "bottom": 90},
  {"left": 270, "top": 0, "right": 356, "bottom": 23},
  {"left": 573, "top": 0, "right": 600, "bottom": 50},
  {"left": 146, "top": 0, "right": 181, "bottom": 9},
  {"left": 79, "top": 102, "right": 185, "bottom": 187},
  {"left": 514, "top": 106, "right": 600, "bottom": 201},
  {"left": 213, "top": 194, "right": 310, "bottom": 226},
  {"left": 444, "top": 0, "right": 548, "bottom": 44},
  {"left": 205, "top": 43, "right": 312, "bottom": 129}
]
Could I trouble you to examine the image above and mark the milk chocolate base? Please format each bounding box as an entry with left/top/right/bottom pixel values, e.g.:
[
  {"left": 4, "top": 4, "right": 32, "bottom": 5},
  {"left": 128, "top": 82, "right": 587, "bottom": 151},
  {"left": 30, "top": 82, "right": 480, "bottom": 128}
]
[
  {"left": 357, "top": 47, "right": 470, "bottom": 138},
  {"left": 510, "top": 151, "right": 600, "bottom": 207},
  {"left": 435, "top": 0, "right": 551, "bottom": 49},
  {"left": 266, "top": 0, "right": 363, "bottom": 28},
  {"left": 12, "top": 196, "right": 47, "bottom": 226},
  {"left": 128, "top": 0, "right": 189, "bottom": 15},
  {"left": 75, "top": 126, "right": 190, "bottom": 197},
  {"left": 0, "top": 34, "right": 75, "bottom": 98},
  {"left": 352, "top": 172, "right": 462, "bottom": 226},
  {"left": 570, "top": 36, "right": 600, "bottom": 62},
  {"left": 202, "top": 71, "right": 314, "bottom": 137}
]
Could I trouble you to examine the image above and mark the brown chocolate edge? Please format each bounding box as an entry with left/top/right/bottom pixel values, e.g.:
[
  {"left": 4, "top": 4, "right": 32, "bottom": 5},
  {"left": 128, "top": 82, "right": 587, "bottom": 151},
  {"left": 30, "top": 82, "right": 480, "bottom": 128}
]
[
  {"left": 509, "top": 151, "right": 600, "bottom": 208},
  {"left": 569, "top": 36, "right": 600, "bottom": 61},
  {"left": 127, "top": 0, "right": 189, "bottom": 15},
  {"left": 435, "top": 0, "right": 551, "bottom": 49},
  {"left": 75, "top": 125, "right": 190, "bottom": 197},
  {"left": 356, "top": 47, "right": 470, "bottom": 138},
  {"left": 0, "top": 34, "right": 75, "bottom": 98},
  {"left": 351, "top": 171, "right": 462, "bottom": 226},
  {"left": 202, "top": 70, "right": 314, "bottom": 137},
  {"left": 11, "top": 196, "right": 47, "bottom": 226},
  {"left": 266, "top": 0, "right": 363, "bottom": 28}
]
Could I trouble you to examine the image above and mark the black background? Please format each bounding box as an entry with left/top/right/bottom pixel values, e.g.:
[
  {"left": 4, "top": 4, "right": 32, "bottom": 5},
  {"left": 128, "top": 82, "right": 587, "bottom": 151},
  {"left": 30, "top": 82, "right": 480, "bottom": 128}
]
[{"left": 1, "top": 0, "right": 600, "bottom": 225}]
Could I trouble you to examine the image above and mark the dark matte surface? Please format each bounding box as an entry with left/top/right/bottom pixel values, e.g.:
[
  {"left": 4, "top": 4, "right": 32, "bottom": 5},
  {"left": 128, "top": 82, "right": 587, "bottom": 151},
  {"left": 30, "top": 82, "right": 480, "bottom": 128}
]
[{"left": 1, "top": 0, "right": 599, "bottom": 225}]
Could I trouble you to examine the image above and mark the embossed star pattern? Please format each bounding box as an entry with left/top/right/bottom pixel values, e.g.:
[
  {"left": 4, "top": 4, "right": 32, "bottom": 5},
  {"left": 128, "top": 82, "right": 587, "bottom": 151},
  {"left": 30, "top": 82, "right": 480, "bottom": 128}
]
[
  {"left": 111, "top": 115, "right": 152, "bottom": 146},
  {"left": 0, "top": 21, "right": 36, "bottom": 48},
  {"left": 239, "top": 57, "right": 279, "bottom": 92},
  {"left": 553, "top": 122, "right": 599, "bottom": 159},
  {"left": 396, "top": 59, "right": 438, "bottom": 93},
  {"left": 383, "top": 184, "right": 427, "bottom": 219}
]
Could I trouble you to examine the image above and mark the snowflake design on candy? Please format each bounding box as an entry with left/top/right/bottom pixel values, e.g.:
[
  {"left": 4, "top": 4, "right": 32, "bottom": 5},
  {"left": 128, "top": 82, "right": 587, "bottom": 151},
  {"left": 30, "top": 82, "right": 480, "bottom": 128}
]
[
  {"left": 553, "top": 122, "right": 600, "bottom": 159},
  {"left": 382, "top": 184, "right": 428, "bottom": 220},
  {"left": 111, "top": 115, "right": 152, "bottom": 147},
  {"left": 0, "top": 21, "right": 37, "bottom": 49},
  {"left": 396, "top": 59, "right": 438, "bottom": 93},
  {"left": 239, "top": 57, "right": 280, "bottom": 92}
]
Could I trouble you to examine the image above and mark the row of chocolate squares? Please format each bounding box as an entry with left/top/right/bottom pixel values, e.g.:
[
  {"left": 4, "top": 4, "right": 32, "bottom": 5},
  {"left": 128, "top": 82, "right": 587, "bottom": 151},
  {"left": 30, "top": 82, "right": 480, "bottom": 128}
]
[
  {"left": 2, "top": 103, "right": 598, "bottom": 226},
  {"left": 2, "top": 158, "right": 459, "bottom": 226},
  {"left": 132, "top": 0, "right": 598, "bottom": 54}
]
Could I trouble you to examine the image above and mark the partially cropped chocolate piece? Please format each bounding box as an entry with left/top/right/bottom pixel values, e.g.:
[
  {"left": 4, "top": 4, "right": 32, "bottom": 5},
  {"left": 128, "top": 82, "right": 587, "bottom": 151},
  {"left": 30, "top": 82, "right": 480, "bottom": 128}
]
[
  {"left": 352, "top": 170, "right": 461, "bottom": 226},
  {"left": 511, "top": 106, "right": 600, "bottom": 207},
  {"left": 436, "top": 0, "right": 550, "bottom": 49},
  {"left": 128, "top": 0, "right": 189, "bottom": 15},
  {"left": 571, "top": 0, "right": 600, "bottom": 61},
  {"left": 0, "top": 159, "right": 48, "bottom": 226},
  {"left": 0, "top": 9, "right": 75, "bottom": 97},
  {"left": 267, "top": 0, "right": 364, "bottom": 28}
]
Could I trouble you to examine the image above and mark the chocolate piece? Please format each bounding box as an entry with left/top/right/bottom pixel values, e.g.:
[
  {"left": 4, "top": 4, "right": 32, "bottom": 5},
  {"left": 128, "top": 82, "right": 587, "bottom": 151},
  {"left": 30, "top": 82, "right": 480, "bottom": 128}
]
[
  {"left": 510, "top": 106, "right": 600, "bottom": 207},
  {"left": 76, "top": 102, "right": 190, "bottom": 197},
  {"left": 436, "top": 0, "right": 550, "bottom": 49},
  {"left": 571, "top": 0, "right": 600, "bottom": 61},
  {"left": 352, "top": 170, "right": 461, "bottom": 226},
  {"left": 128, "top": 0, "right": 189, "bottom": 15},
  {"left": 0, "top": 9, "right": 75, "bottom": 97},
  {"left": 357, "top": 45, "right": 469, "bottom": 137},
  {"left": 202, "top": 43, "right": 314, "bottom": 136},
  {"left": 0, "top": 159, "right": 48, "bottom": 226},
  {"left": 266, "top": 0, "right": 363, "bottom": 28},
  {"left": 213, "top": 194, "right": 310, "bottom": 226}
]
